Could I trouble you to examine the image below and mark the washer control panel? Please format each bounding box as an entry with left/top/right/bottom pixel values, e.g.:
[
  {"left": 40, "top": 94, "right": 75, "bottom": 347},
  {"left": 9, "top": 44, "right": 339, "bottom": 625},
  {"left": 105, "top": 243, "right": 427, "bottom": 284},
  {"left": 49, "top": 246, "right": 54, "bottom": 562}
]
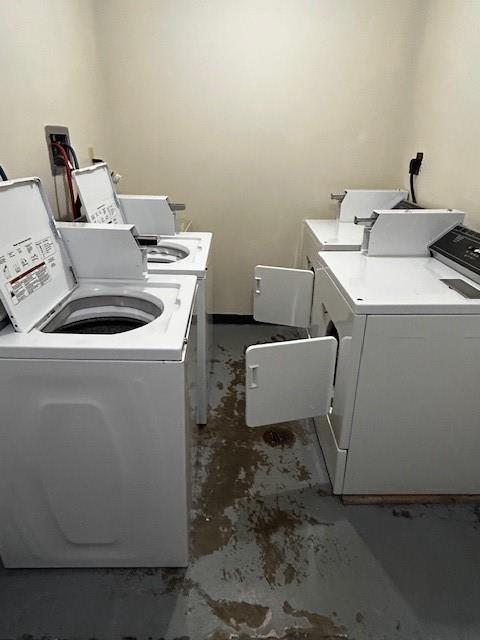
[{"left": 431, "top": 225, "right": 480, "bottom": 283}]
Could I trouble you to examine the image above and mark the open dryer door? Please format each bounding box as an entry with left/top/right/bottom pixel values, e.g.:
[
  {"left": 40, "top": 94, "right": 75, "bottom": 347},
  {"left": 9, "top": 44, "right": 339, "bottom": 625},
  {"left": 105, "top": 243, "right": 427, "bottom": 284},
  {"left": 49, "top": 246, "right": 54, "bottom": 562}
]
[
  {"left": 253, "top": 265, "right": 313, "bottom": 328},
  {"left": 246, "top": 337, "right": 337, "bottom": 427},
  {"left": 247, "top": 264, "right": 336, "bottom": 427}
]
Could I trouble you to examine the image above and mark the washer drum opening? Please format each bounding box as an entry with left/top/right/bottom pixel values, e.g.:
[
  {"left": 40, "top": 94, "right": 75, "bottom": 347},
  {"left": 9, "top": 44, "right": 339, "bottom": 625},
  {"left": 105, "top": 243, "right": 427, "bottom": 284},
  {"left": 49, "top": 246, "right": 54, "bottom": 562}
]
[
  {"left": 147, "top": 243, "right": 190, "bottom": 263},
  {"left": 42, "top": 295, "right": 163, "bottom": 335}
]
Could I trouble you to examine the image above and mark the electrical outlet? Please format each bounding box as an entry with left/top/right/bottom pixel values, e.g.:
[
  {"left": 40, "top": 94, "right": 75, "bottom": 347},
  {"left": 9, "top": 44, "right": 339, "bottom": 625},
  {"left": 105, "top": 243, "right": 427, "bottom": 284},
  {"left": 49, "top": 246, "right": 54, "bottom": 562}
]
[
  {"left": 409, "top": 152, "right": 424, "bottom": 176},
  {"left": 45, "top": 125, "right": 71, "bottom": 176}
]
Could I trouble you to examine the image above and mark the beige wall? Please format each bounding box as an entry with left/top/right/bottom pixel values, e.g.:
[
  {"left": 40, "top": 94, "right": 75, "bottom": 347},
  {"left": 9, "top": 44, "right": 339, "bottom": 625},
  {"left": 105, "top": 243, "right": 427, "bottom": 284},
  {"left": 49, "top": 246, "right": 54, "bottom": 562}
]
[
  {"left": 95, "top": 0, "right": 422, "bottom": 313},
  {"left": 2, "top": 1, "right": 478, "bottom": 313},
  {"left": 401, "top": 0, "right": 480, "bottom": 229},
  {"left": 0, "top": 0, "right": 109, "bottom": 220}
]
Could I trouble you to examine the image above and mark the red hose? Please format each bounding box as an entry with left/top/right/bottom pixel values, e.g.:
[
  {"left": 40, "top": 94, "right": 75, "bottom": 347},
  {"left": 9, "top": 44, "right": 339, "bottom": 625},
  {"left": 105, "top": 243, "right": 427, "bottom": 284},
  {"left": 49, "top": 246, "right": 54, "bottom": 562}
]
[{"left": 51, "top": 142, "right": 77, "bottom": 220}]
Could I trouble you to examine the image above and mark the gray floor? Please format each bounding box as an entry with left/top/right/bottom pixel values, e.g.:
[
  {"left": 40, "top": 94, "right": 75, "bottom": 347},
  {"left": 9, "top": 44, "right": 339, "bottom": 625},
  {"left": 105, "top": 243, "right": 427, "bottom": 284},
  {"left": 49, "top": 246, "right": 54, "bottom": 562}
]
[{"left": 1, "top": 323, "right": 480, "bottom": 640}]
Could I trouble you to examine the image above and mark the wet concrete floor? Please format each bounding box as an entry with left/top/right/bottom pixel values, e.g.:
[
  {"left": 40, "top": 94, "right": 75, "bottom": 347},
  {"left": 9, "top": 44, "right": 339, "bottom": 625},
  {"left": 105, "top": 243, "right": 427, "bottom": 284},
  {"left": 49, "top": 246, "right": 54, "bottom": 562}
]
[{"left": 1, "top": 324, "right": 480, "bottom": 639}]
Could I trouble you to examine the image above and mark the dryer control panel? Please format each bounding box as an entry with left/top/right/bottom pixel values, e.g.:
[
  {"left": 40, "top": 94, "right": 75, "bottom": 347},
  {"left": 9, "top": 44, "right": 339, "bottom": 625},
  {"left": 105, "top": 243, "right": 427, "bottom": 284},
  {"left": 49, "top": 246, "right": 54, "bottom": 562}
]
[{"left": 431, "top": 225, "right": 480, "bottom": 284}]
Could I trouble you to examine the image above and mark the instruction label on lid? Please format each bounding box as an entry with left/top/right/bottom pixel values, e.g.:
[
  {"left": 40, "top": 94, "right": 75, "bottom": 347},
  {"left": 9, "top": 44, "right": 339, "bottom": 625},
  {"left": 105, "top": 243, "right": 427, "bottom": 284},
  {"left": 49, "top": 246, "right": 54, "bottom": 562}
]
[
  {"left": 0, "top": 234, "right": 58, "bottom": 306},
  {"left": 0, "top": 177, "right": 75, "bottom": 332},
  {"left": 89, "top": 198, "right": 123, "bottom": 224}
]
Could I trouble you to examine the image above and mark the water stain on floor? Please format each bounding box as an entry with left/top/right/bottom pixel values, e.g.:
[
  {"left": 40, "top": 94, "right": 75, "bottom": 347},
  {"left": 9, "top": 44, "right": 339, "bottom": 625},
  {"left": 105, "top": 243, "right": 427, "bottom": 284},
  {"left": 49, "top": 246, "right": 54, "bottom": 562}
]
[
  {"left": 391, "top": 509, "right": 413, "bottom": 519},
  {"left": 208, "top": 625, "right": 346, "bottom": 640},
  {"left": 247, "top": 500, "right": 304, "bottom": 585},
  {"left": 191, "top": 331, "right": 324, "bottom": 593},
  {"left": 191, "top": 354, "right": 272, "bottom": 560},
  {"left": 263, "top": 427, "right": 296, "bottom": 449},
  {"left": 283, "top": 602, "right": 347, "bottom": 639},
  {"left": 205, "top": 598, "right": 271, "bottom": 631}
]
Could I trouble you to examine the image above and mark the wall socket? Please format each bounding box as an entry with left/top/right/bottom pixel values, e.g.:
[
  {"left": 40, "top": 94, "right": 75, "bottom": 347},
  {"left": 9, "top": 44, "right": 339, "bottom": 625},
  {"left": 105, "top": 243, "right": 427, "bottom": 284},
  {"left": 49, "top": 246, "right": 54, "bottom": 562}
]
[{"left": 45, "top": 125, "right": 71, "bottom": 176}]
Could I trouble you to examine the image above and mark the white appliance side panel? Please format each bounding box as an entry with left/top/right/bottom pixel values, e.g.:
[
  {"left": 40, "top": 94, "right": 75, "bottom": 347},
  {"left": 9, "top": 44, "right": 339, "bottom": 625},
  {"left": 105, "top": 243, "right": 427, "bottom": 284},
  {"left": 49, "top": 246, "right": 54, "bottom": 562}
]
[
  {"left": 253, "top": 265, "right": 313, "bottom": 328},
  {"left": 311, "top": 268, "right": 367, "bottom": 447},
  {"left": 299, "top": 224, "right": 322, "bottom": 269},
  {"left": 246, "top": 337, "right": 337, "bottom": 427},
  {"left": 0, "top": 359, "right": 190, "bottom": 567},
  {"left": 119, "top": 195, "right": 176, "bottom": 236},
  {"left": 309, "top": 269, "right": 329, "bottom": 338},
  {"left": 73, "top": 164, "right": 125, "bottom": 225},
  {"left": 295, "top": 231, "right": 328, "bottom": 336},
  {"left": 300, "top": 250, "right": 330, "bottom": 337},
  {"left": 314, "top": 416, "right": 347, "bottom": 495},
  {"left": 195, "top": 278, "right": 208, "bottom": 425},
  {"left": 298, "top": 231, "right": 327, "bottom": 338},
  {"left": 344, "top": 315, "right": 480, "bottom": 495},
  {"left": 295, "top": 221, "right": 322, "bottom": 269},
  {"left": 339, "top": 190, "right": 408, "bottom": 222}
]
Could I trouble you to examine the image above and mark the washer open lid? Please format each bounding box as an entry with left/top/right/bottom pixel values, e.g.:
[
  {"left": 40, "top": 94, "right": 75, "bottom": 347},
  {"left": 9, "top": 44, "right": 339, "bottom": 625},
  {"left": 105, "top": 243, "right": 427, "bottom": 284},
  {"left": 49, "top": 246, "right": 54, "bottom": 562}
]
[
  {"left": 72, "top": 163, "right": 126, "bottom": 225},
  {"left": 0, "top": 178, "right": 76, "bottom": 332}
]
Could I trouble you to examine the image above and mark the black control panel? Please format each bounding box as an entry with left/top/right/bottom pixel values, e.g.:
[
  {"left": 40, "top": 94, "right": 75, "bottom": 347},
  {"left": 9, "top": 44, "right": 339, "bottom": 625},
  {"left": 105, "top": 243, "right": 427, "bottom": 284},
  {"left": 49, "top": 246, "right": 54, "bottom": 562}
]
[{"left": 430, "top": 225, "right": 480, "bottom": 279}]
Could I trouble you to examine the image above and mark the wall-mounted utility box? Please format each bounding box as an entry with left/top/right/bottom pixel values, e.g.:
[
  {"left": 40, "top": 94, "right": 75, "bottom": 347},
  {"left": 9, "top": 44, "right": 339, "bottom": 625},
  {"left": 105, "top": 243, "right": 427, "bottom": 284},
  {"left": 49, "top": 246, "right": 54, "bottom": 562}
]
[{"left": 45, "top": 125, "right": 71, "bottom": 176}]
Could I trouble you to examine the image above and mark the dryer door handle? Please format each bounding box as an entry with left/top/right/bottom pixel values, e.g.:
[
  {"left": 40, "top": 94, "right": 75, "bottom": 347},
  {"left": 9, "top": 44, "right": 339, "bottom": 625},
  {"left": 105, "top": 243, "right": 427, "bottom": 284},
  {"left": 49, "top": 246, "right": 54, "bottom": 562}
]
[
  {"left": 254, "top": 277, "right": 261, "bottom": 295},
  {"left": 247, "top": 364, "right": 259, "bottom": 389}
]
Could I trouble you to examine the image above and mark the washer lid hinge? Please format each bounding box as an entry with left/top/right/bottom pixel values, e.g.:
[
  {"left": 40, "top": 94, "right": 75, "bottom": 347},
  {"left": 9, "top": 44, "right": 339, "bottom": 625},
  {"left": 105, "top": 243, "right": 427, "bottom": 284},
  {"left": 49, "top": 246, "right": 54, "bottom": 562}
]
[
  {"left": 35, "top": 288, "right": 77, "bottom": 329},
  {"left": 69, "top": 266, "right": 78, "bottom": 285}
]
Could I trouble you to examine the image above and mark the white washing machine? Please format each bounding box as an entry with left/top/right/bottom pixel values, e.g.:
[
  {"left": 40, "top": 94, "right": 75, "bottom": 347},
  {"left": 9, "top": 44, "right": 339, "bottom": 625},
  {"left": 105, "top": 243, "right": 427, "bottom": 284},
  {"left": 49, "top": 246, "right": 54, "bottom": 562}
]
[
  {"left": 71, "top": 163, "right": 213, "bottom": 424},
  {"left": 0, "top": 177, "right": 197, "bottom": 567},
  {"left": 243, "top": 216, "right": 480, "bottom": 496},
  {"left": 296, "top": 189, "right": 409, "bottom": 261}
]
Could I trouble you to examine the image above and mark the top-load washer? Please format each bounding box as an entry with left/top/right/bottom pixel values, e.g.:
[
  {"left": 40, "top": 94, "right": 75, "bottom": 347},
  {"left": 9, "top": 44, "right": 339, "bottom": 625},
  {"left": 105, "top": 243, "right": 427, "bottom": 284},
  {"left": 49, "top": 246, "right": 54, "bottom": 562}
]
[
  {"left": 0, "top": 177, "right": 197, "bottom": 568},
  {"left": 70, "top": 163, "right": 213, "bottom": 424},
  {"left": 297, "top": 189, "right": 409, "bottom": 261},
  {"left": 243, "top": 212, "right": 480, "bottom": 497}
]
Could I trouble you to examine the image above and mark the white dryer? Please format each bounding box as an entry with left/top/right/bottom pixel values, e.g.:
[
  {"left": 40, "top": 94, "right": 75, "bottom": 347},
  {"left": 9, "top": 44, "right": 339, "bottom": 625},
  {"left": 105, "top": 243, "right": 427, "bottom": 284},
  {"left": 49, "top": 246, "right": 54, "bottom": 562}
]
[
  {"left": 296, "top": 208, "right": 464, "bottom": 337},
  {"left": 0, "top": 177, "right": 197, "bottom": 568},
  {"left": 71, "top": 163, "right": 212, "bottom": 424},
  {"left": 243, "top": 218, "right": 480, "bottom": 496}
]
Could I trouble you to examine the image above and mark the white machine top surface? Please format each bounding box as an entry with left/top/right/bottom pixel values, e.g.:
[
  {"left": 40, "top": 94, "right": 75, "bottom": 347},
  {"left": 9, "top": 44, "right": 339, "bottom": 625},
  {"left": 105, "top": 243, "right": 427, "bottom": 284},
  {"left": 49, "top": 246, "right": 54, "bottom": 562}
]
[
  {"left": 0, "top": 178, "right": 75, "bottom": 331},
  {"left": 0, "top": 275, "right": 196, "bottom": 360},
  {"left": 304, "top": 219, "right": 364, "bottom": 251},
  {"left": 318, "top": 251, "right": 480, "bottom": 314},
  {"left": 73, "top": 163, "right": 125, "bottom": 224},
  {"left": 147, "top": 232, "right": 212, "bottom": 274}
]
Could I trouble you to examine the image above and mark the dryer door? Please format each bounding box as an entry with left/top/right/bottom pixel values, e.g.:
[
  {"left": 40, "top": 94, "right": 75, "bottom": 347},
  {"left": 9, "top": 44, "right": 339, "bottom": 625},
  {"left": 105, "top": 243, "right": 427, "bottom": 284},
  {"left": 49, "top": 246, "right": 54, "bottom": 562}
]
[
  {"left": 245, "top": 336, "right": 337, "bottom": 427},
  {"left": 253, "top": 265, "right": 313, "bottom": 328}
]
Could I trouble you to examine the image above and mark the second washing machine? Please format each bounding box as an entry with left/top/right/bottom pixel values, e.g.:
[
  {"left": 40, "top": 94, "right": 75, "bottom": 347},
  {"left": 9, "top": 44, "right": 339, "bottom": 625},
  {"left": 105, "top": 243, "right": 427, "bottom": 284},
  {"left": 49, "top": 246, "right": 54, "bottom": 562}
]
[{"left": 69, "top": 163, "right": 213, "bottom": 424}]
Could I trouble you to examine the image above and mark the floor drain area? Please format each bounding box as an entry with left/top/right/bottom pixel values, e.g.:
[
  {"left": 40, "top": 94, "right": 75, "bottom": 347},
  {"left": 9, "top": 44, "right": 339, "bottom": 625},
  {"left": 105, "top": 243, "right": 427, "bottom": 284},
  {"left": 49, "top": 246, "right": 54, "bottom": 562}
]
[{"left": 263, "top": 426, "right": 296, "bottom": 448}]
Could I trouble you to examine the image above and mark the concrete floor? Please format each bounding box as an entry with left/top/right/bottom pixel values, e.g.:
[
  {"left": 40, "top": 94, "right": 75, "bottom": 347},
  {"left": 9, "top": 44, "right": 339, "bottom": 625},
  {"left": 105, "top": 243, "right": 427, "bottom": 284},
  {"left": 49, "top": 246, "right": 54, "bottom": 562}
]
[{"left": 1, "top": 323, "right": 480, "bottom": 640}]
